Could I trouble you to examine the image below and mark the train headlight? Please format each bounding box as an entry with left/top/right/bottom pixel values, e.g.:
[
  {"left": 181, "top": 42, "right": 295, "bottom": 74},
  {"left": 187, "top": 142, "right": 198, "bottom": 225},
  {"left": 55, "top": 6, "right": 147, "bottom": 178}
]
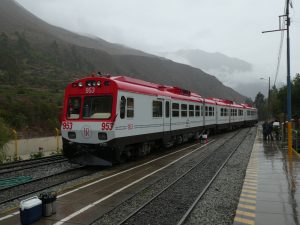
[
  {"left": 97, "top": 81, "right": 101, "bottom": 86},
  {"left": 98, "top": 132, "right": 107, "bottom": 140},
  {"left": 68, "top": 132, "right": 76, "bottom": 139},
  {"left": 78, "top": 82, "right": 83, "bottom": 87}
]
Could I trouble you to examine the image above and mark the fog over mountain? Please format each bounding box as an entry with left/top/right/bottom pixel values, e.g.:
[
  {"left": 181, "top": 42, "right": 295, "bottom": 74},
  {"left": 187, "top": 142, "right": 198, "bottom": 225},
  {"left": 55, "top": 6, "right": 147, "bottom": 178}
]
[
  {"left": 0, "top": 0, "right": 247, "bottom": 103},
  {"left": 159, "top": 49, "right": 274, "bottom": 99},
  {"left": 160, "top": 49, "right": 252, "bottom": 73}
]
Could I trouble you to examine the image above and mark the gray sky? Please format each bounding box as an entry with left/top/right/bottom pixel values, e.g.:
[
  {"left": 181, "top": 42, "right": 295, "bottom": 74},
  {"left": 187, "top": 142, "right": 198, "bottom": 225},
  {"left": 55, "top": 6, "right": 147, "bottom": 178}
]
[{"left": 16, "top": 0, "right": 300, "bottom": 98}]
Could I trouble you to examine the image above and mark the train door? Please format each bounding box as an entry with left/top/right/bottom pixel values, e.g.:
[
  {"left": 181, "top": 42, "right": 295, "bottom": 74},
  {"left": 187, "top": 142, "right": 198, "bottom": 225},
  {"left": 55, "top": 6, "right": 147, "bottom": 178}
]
[
  {"left": 202, "top": 102, "right": 206, "bottom": 127},
  {"left": 164, "top": 99, "right": 172, "bottom": 141}
]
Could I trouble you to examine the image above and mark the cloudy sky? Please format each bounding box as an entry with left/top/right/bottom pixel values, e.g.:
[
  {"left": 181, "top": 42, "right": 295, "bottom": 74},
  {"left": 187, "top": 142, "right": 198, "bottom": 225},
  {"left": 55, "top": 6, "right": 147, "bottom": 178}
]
[{"left": 16, "top": 0, "right": 300, "bottom": 98}]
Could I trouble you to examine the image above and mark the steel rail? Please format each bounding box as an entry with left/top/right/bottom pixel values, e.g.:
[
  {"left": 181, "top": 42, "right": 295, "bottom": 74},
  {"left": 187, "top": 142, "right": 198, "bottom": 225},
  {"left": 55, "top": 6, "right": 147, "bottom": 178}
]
[
  {"left": 116, "top": 129, "right": 243, "bottom": 225},
  {"left": 176, "top": 128, "right": 251, "bottom": 225},
  {"left": 0, "top": 166, "right": 98, "bottom": 205},
  {"left": 0, "top": 158, "right": 68, "bottom": 176},
  {"left": 0, "top": 155, "right": 65, "bottom": 171}
]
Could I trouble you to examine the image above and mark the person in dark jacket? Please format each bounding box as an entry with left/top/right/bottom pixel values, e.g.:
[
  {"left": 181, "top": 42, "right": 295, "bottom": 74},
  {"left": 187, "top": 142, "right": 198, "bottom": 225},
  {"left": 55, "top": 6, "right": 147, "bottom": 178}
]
[
  {"left": 262, "top": 121, "right": 268, "bottom": 140},
  {"left": 267, "top": 121, "right": 274, "bottom": 140}
]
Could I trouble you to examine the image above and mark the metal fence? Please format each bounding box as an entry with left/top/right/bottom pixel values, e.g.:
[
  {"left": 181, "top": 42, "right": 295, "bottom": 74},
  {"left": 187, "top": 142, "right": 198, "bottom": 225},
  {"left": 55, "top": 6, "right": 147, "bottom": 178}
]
[{"left": 281, "top": 121, "right": 300, "bottom": 152}]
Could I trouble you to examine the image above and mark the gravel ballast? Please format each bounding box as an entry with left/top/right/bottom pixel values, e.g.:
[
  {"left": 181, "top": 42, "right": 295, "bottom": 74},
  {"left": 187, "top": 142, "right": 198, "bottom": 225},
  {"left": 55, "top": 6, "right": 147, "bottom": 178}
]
[
  {"left": 184, "top": 126, "right": 257, "bottom": 225},
  {"left": 92, "top": 128, "right": 254, "bottom": 225}
]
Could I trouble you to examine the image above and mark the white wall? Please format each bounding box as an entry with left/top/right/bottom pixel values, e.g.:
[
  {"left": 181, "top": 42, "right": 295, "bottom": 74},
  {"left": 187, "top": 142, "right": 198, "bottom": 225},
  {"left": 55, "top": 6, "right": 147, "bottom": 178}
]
[{"left": 4, "top": 136, "right": 62, "bottom": 159}]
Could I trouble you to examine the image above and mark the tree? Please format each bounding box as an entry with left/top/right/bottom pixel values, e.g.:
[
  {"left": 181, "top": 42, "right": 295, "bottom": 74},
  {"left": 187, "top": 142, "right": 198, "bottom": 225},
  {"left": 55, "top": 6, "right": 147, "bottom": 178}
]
[
  {"left": 244, "top": 97, "right": 253, "bottom": 105},
  {"left": 0, "top": 118, "right": 12, "bottom": 163},
  {"left": 254, "top": 92, "right": 267, "bottom": 120}
]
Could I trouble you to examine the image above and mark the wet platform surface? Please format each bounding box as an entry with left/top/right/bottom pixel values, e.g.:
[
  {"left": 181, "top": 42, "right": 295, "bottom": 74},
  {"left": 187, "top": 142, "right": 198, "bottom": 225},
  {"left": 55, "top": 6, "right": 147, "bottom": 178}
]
[{"left": 234, "top": 128, "right": 300, "bottom": 225}]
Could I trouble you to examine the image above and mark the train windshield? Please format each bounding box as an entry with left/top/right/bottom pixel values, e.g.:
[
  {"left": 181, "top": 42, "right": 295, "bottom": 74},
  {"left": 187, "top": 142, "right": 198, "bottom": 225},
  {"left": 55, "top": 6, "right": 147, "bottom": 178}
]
[
  {"left": 67, "top": 97, "right": 81, "bottom": 119},
  {"left": 83, "top": 95, "right": 112, "bottom": 119}
]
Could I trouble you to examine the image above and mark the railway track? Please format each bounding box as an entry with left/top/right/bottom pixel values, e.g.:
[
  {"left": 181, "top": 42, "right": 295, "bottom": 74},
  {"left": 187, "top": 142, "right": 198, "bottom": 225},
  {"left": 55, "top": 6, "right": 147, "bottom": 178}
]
[
  {"left": 94, "top": 128, "right": 252, "bottom": 225},
  {"left": 0, "top": 166, "right": 99, "bottom": 205},
  {"left": 0, "top": 155, "right": 67, "bottom": 175}
]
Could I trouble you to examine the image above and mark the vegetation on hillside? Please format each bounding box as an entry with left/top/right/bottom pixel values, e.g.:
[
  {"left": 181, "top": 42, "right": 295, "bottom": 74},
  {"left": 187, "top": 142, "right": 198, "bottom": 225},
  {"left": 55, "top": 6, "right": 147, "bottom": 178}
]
[
  {"left": 254, "top": 73, "right": 300, "bottom": 121},
  {"left": 0, "top": 32, "right": 96, "bottom": 136}
]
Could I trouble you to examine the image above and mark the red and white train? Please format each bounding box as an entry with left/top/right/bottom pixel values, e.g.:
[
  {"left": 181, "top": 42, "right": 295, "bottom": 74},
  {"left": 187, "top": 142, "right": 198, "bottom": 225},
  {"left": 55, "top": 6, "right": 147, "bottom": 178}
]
[{"left": 61, "top": 74, "right": 257, "bottom": 165}]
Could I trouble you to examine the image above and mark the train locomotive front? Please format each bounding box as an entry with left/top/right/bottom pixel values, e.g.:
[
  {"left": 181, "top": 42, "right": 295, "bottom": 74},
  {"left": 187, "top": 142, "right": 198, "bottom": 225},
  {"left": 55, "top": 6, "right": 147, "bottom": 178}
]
[{"left": 61, "top": 76, "right": 118, "bottom": 166}]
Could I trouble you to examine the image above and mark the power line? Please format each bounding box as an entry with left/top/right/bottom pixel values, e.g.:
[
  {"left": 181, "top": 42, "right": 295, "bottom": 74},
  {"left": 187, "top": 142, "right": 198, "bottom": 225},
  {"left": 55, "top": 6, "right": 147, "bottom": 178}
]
[{"left": 273, "top": 1, "right": 289, "bottom": 87}]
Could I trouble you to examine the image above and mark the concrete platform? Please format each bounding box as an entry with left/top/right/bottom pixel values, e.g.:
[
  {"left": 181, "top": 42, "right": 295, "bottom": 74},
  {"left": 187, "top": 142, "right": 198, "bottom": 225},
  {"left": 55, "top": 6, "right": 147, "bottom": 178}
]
[{"left": 234, "top": 128, "right": 300, "bottom": 225}]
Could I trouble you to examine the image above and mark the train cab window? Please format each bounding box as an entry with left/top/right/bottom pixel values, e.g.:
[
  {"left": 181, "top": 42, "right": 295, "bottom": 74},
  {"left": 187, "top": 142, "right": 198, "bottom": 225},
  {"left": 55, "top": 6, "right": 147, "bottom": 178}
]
[
  {"left": 67, "top": 97, "right": 81, "bottom": 119},
  {"left": 189, "top": 105, "right": 194, "bottom": 117},
  {"left": 120, "top": 96, "right": 126, "bottom": 119},
  {"left": 127, "top": 98, "right": 134, "bottom": 118},
  {"left": 172, "top": 103, "right": 179, "bottom": 117},
  {"left": 83, "top": 95, "right": 112, "bottom": 119},
  {"left": 153, "top": 101, "right": 163, "bottom": 117},
  {"left": 181, "top": 104, "right": 187, "bottom": 117},
  {"left": 195, "top": 105, "right": 200, "bottom": 117},
  {"left": 166, "top": 101, "right": 170, "bottom": 118}
]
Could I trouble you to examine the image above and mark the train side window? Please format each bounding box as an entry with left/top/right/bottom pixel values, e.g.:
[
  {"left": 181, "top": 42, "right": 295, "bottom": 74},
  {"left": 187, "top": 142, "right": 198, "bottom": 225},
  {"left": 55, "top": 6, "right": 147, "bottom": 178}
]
[
  {"left": 195, "top": 105, "right": 200, "bottom": 117},
  {"left": 209, "top": 107, "right": 214, "bottom": 116},
  {"left": 153, "top": 100, "right": 163, "bottom": 117},
  {"left": 189, "top": 105, "right": 194, "bottom": 117},
  {"left": 181, "top": 104, "right": 187, "bottom": 117},
  {"left": 127, "top": 98, "right": 134, "bottom": 118},
  {"left": 120, "top": 96, "right": 126, "bottom": 119},
  {"left": 201, "top": 106, "right": 204, "bottom": 116},
  {"left": 166, "top": 101, "right": 170, "bottom": 118},
  {"left": 172, "top": 103, "right": 179, "bottom": 117},
  {"left": 205, "top": 106, "right": 208, "bottom": 116}
]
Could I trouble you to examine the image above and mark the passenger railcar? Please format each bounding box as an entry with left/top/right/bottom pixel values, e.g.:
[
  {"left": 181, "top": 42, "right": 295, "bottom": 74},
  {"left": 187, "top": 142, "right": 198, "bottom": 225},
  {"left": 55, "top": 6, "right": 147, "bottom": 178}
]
[{"left": 61, "top": 74, "right": 257, "bottom": 165}]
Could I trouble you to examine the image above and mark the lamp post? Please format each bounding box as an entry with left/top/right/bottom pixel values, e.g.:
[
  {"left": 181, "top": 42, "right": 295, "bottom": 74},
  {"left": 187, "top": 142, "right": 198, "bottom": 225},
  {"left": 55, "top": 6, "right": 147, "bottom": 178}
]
[{"left": 260, "top": 77, "right": 271, "bottom": 119}]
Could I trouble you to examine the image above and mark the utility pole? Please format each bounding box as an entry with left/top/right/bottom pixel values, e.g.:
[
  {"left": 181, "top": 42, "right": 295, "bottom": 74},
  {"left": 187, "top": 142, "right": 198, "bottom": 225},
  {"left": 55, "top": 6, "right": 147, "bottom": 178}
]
[
  {"left": 268, "top": 76, "right": 271, "bottom": 119},
  {"left": 286, "top": 0, "right": 292, "bottom": 154},
  {"left": 262, "top": 0, "right": 292, "bottom": 153}
]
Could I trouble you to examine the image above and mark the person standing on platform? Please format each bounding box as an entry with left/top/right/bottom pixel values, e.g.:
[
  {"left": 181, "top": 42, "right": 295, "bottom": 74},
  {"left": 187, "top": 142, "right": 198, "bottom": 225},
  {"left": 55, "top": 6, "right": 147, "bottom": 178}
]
[
  {"left": 267, "top": 121, "right": 274, "bottom": 141},
  {"left": 262, "top": 121, "right": 268, "bottom": 140}
]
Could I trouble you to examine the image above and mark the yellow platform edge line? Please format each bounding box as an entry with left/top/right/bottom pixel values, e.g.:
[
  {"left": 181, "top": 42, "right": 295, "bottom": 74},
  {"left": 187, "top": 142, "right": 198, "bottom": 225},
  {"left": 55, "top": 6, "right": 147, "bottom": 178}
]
[
  {"left": 236, "top": 210, "right": 256, "bottom": 218},
  {"left": 242, "top": 186, "right": 257, "bottom": 190},
  {"left": 240, "top": 193, "right": 257, "bottom": 199},
  {"left": 244, "top": 179, "right": 258, "bottom": 183},
  {"left": 234, "top": 216, "right": 255, "bottom": 225},
  {"left": 239, "top": 198, "right": 256, "bottom": 204},
  {"left": 242, "top": 189, "right": 257, "bottom": 194},
  {"left": 238, "top": 203, "right": 256, "bottom": 210}
]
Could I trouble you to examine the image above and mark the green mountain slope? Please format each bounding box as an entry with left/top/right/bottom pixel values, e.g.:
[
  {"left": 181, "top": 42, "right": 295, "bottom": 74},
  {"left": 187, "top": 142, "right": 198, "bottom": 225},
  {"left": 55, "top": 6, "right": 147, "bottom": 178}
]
[{"left": 0, "top": 0, "right": 247, "bottom": 136}]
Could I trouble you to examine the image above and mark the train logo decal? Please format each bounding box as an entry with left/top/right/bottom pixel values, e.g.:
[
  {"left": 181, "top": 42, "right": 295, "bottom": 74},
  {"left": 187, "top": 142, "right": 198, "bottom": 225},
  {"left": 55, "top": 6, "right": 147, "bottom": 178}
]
[{"left": 81, "top": 126, "right": 92, "bottom": 139}]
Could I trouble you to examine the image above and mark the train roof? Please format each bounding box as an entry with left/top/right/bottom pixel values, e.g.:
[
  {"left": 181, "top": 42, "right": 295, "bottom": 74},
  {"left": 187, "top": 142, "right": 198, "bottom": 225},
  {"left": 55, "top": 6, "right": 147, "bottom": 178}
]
[
  {"left": 68, "top": 74, "right": 255, "bottom": 109},
  {"left": 109, "top": 76, "right": 204, "bottom": 102},
  {"left": 241, "top": 103, "right": 257, "bottom": 110}
]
